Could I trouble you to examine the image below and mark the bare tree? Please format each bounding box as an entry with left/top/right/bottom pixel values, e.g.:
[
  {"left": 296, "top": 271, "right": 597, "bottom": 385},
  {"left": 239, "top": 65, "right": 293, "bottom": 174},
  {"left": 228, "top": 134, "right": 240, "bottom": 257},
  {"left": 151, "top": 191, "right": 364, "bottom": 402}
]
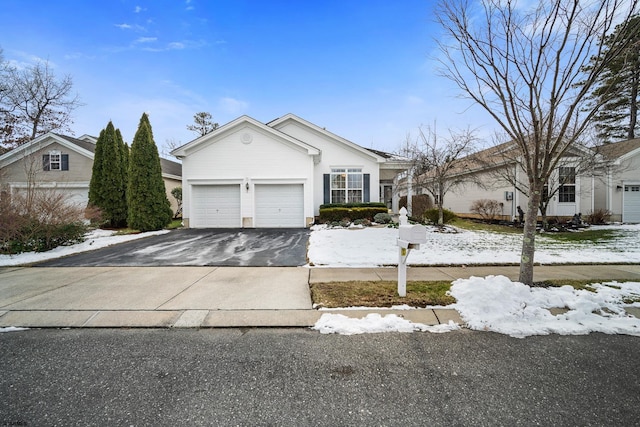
[
  {"left": 186, "top": 112, "right": 219, "bottom": 137},
  {"left": 1, "top": 59, "right": 81, "bottom": 150},
  {"left": 435, "top": 0, "right": 640, "bottom": 285},
  {"left": 402, "top": 124, "right": 478, "bottom": 225}
]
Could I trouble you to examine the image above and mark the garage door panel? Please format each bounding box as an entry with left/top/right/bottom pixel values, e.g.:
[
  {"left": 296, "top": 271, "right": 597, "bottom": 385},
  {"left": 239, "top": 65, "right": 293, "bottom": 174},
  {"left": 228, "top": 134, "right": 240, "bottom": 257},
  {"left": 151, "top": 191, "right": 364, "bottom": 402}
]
[
  {"left": 624, "top": 185, "right": 640, "bottom": 223},
  {"left": 191, "top": 185, "right": 241, "bottom": 228},
  {"left": 255, "top": 184, "right": 304, "bottom": 228}
]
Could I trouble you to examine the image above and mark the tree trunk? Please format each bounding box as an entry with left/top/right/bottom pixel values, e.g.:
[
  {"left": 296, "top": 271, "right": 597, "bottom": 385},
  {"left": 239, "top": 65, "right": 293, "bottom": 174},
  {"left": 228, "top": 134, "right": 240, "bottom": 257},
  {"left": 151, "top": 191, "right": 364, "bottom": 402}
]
[
  {"left": 629, "top": 69, "right": 638, "bottom": 140},
  {"left": 438, "top": 188, "right": 445, "bottom": 225},
  {"left": 539, "top": 203, "right": 549, "bottom": 231},
  {"left": 518, "top": 191, "right": 541, "bottom": 285}
]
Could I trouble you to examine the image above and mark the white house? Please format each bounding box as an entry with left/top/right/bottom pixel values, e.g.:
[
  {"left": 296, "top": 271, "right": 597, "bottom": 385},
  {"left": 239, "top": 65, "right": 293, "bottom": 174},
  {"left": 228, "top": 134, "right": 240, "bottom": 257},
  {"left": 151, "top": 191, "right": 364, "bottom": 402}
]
[{"left": 171, "top": 114, "right": 409, "bottom": 228}]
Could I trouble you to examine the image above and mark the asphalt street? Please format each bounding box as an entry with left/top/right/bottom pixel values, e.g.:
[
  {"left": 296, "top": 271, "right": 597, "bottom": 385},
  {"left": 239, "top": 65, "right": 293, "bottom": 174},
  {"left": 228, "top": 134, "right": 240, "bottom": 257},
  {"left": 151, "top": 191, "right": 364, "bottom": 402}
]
[
  {"left": 2, "top": 328, "right": 639, "bottom": 426},
  {"left": 36, "top": 228, "right": 310, "bottom": 267}
]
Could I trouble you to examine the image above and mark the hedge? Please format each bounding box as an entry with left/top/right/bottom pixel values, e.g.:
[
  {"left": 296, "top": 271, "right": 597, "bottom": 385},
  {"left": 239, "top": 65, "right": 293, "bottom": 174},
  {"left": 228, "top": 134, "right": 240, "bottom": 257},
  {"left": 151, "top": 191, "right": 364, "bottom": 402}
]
[
  {"left": 319, "top": 202, "right": 387, "bottom": 209},
  {"left": 319, "top": 206, "right": 389, "bottom": 223}
]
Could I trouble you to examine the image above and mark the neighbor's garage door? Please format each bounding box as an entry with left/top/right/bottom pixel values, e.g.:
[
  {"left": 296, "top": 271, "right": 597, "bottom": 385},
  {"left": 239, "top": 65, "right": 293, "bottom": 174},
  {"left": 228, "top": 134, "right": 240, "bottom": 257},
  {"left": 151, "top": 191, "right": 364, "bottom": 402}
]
[
  {"left": 623, "top": 184, "right": 640, "bottom": 223},
  {"left": 255, "top": 184, "right": 304, "bottom": 227},
  {"left": 191, "top": 184, "right": 241, "bottom": 228}
]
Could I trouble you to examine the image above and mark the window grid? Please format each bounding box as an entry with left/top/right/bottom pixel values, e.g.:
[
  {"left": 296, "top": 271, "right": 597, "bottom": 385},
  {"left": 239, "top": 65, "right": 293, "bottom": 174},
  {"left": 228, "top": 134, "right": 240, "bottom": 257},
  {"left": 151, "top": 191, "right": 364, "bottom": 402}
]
[{"left": 330, "top": 168, "right": 363, "bottom": 203}]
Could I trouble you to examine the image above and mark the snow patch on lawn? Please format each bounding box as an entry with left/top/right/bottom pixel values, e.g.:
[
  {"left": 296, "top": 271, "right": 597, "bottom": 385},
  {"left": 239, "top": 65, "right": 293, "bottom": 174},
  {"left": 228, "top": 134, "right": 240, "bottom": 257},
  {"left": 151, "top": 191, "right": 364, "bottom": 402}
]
[
  {"left": 307, "top": 224, "right": 640, "bottom": 267},
  {"left": 449, "top": 275, "right": 640, "bottom": 338}
]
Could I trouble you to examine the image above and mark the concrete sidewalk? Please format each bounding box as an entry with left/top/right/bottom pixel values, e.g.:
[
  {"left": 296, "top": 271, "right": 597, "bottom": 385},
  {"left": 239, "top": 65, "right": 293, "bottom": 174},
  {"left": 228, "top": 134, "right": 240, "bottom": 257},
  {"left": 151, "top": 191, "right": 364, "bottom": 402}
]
[{"left": 1, "top": 264, "right": 639, "bottom": 329}]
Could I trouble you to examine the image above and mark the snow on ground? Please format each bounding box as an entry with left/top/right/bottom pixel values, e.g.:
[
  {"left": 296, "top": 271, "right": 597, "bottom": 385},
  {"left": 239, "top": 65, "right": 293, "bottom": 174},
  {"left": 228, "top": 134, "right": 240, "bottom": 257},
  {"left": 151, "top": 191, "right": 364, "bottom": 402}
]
[
  {"left": 307, "top": 223, "right": 640, "bottom": 267},
  {"left": 2, "top": 223, "right": 640, "bottom": 338},
  {"left": 0, "top": 229, "right": 169, "bottom": 266},
  {"left": 307, "top": 223, "right": 640, "bottom": 337},
  {"left": 312, "top": 277, "right": 640, "bottom": 337}
]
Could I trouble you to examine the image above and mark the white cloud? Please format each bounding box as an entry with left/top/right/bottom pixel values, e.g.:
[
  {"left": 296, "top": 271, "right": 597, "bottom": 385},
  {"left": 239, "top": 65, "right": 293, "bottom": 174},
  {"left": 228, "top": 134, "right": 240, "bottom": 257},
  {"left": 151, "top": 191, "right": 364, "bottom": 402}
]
[
  {"left": 218, "top": 97, "right": 249, "bottom": 114},
  {"left": 115, "top": 23, "right": 145, "bottom": 32},
  {"left": 134, "top": 5, "right": 146, "bottom": 13},
  {"left": 135, "top": 37, "right": 157, "bottom": 44},
  {"left": 167, "top": 42, "right": 185, "bottom": 50}
]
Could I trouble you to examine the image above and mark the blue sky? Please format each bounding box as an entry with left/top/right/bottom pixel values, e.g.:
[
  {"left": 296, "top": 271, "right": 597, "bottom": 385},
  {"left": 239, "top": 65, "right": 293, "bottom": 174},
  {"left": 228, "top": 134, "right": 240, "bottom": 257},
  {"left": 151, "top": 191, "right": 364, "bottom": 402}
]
[{"left": 1, "top": 0, "right": 493, "bottom": 155}]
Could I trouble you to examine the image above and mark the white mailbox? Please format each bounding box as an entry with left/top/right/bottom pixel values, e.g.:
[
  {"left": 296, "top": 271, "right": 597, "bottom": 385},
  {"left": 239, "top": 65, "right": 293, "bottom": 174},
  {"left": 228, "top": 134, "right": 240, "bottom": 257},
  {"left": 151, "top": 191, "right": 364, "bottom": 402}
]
[
  {"left": 398, "top": 224, "right": 427, "bottom": 246},
  {"left": 396, "top": 207, "right": 426, "bottom": 297}
]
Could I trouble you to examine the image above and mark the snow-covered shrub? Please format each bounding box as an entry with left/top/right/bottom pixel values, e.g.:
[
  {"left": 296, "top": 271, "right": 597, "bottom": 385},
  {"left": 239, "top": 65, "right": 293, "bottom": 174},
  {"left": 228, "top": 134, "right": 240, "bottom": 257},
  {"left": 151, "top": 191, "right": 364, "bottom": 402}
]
[{"left": 373, "top": 212, "right": 392, "bottom": 224}]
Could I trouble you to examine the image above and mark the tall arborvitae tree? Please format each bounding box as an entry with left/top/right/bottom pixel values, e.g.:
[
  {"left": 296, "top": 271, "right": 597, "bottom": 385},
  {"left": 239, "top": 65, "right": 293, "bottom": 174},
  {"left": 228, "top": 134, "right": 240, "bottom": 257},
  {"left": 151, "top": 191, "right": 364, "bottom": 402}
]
[
  {"left": 587, "top": 14, "right": 640, "bottom": 142},
  {"left": 88, "top": 121, "right": 128, "bottom": 227},
  {"left": 88, "top": 128, "right": 106, "bottom": 209},
  {"left": 127, "top": 113, "right": 172, "bottom": 231}
]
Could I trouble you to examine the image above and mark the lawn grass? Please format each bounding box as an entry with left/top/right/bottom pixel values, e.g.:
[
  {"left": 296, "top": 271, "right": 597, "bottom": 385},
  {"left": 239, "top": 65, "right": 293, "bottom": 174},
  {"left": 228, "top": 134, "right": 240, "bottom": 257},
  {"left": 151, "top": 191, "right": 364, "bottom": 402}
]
[
  {"left": 453, "top": 218, "right": 622, "bottom": 244},
  {"left": 452, "top": 218, "right": 522, "bottom": 234},
  {"left": 541, "top": 228, "right": 620, "bottom": 243},
  {"left": 311, "top": 278, "right": 639, "bottom": 308},
  {"left": 310, "top": 280, "right": 456, "bottom": 308}
]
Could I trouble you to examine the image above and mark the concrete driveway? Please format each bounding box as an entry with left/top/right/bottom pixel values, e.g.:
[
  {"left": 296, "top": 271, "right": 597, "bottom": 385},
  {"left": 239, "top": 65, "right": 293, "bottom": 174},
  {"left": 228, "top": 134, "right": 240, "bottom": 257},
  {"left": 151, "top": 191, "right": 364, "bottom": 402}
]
[{"left": 36, "top": 228, "right": 310, "bottom": 267}]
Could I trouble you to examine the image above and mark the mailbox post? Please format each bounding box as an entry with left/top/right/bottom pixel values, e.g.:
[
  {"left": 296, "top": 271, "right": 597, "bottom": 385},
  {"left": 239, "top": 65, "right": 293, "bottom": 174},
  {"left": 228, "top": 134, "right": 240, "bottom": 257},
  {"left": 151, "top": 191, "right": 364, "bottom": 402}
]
[{"left": 397, "top": 207, "right": 426, "bottom": 297}]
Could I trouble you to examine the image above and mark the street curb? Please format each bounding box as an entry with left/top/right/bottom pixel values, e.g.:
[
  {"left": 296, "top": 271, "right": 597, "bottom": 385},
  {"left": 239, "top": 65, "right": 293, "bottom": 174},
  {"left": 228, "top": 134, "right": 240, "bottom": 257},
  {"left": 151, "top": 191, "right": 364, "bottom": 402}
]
[{"left": 0, "top": 308, "right": 464, "bottom": 329}]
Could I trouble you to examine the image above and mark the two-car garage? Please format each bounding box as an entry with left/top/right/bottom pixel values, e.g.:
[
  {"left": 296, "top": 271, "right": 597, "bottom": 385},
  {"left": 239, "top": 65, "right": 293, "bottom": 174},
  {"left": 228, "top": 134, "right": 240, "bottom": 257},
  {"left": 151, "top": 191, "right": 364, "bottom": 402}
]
[{"left": 190, "top": 183, "right": 305, "bottom": 228}]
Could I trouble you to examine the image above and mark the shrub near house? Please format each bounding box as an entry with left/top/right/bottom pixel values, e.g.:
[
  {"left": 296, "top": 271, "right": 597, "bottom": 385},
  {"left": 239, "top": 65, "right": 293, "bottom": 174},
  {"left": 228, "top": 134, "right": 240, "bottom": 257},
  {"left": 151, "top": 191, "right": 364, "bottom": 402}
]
[{"left": 318, "top": 203, "right": 388, "bottom": 223}]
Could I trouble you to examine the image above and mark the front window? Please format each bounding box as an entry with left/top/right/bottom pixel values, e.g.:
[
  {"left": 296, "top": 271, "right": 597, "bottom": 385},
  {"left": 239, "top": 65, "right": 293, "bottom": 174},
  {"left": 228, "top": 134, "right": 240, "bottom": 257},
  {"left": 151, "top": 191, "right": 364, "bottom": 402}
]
[
  {"left": 558, "top": 166, "right": 575, "bottom": 203},
  {"left": 331, "top": 168, "right": 362, "bottom": 203}
]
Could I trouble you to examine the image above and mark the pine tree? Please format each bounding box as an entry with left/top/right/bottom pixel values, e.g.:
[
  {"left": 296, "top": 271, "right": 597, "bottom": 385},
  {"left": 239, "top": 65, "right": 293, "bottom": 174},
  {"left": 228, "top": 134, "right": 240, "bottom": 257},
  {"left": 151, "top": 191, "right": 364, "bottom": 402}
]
[
  {"left": 127, "top": 113, "right": 172, "bottom": 231},
  {"left": 588, "top": 15, "right": 640, "bottom": 142},
  {"left": 88, "top": 121, "right": 128, "bottom": 227}
]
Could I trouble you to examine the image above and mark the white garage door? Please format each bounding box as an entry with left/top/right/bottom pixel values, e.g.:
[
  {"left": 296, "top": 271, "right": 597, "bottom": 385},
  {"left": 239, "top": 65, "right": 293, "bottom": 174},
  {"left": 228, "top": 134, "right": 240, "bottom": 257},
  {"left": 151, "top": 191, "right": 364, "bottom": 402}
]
[
  {"left": 191, "top": 185, "right": 241, "bottom": 228},
  {"left": 255, "top": 184, "right": 304, "bottom": 228},
  {"left": 623, "top": 184, "right": 640, "bottom": 223}
]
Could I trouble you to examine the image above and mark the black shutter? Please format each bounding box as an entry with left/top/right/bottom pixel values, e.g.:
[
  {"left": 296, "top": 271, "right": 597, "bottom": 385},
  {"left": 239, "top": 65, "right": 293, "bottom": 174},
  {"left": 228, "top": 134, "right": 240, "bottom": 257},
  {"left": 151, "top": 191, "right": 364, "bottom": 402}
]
[
  {"left": 43, "top": 154, "right": 50, "bottom": 171},
  {"left": 323, "top": 174, "right": 330, "bottom": 204},
  {"left": 363, "top": 173, "right": 370, "bottom": 202},
  {"left": 61, "top": 154, "right": 69, "bottom": 171}
]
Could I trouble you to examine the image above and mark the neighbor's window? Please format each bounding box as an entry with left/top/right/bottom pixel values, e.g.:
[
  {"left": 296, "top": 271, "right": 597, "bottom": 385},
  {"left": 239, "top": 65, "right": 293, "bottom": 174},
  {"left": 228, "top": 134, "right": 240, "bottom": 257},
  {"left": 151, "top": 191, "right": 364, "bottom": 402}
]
[
  {"left": 331, "top": 168, "right": 362, "bottom": 203},
  {"left": 43, "top": 151, "right": 69, "bottom": 171},
  {"left": 558, "top": 166, "right": 576, "bottom": 203},
  {"left": 49, "top": 151, "right": 61, "bottom": 170}
]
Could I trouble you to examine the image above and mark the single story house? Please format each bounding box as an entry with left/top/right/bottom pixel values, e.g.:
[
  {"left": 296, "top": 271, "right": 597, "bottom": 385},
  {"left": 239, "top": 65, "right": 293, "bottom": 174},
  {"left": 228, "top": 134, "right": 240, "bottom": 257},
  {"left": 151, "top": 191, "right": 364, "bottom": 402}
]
[
  {"left": 0, "top": 132, "right": 182, "bottom": 214},
  {"left": 171, "top": 114, "right": 410, "bottom": 228},
  {"left": 405, "top": 138, "right": 640, "bottom": 223}
]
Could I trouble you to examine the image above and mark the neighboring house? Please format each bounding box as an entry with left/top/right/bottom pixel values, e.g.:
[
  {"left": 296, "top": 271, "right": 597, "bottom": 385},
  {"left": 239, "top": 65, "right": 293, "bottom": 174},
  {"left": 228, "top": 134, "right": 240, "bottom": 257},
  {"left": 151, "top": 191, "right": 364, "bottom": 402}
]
[
  {"left": 405, "top": 138, "right": 640, "bottom": 223},
  {"left": 593, "top": 138, "right": 640, "bottom": 223},
  {"left": 0, "top": 132, "right": 183, "bottom": 214},
  {"left": 171, "top": 114, "right": 410, "bottom": 228}
]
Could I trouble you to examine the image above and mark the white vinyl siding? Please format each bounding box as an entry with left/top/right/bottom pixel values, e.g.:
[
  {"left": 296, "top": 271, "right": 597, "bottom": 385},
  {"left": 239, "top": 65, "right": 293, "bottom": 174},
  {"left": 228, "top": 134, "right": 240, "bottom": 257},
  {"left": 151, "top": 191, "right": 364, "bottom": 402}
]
[
  {"left": 255, "top": 184, "right": 304, "bottom": 227},
  {"left": 191, "top": 184, "right": 241, "bottom": 228}
]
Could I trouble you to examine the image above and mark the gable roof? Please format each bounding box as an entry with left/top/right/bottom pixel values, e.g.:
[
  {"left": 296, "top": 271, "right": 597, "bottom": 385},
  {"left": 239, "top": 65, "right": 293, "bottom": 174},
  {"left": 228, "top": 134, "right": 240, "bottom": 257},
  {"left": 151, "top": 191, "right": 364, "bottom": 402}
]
[
  {"left": 171, "top": 115, "right": 321, "bottom": 158},
  {"left": 267, "top": 113, "right": 389, "bottom": 163},
  {"left": 0, "top": 132, "right": 182, "bottom": 178},
  {"left": 594, "top": 138, "right": 640, "bottom": 161}
]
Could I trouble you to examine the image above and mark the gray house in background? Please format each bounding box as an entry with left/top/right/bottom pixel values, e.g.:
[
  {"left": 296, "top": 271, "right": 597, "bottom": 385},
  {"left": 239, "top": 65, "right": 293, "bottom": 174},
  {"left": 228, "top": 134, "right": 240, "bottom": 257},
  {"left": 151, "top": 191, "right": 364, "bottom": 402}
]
[
  {"left": 404, "top": 138, "right": 640, "bottom": 223},
  {"left": 0, "top": 132, "right": 182, "bottom": 214}
]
